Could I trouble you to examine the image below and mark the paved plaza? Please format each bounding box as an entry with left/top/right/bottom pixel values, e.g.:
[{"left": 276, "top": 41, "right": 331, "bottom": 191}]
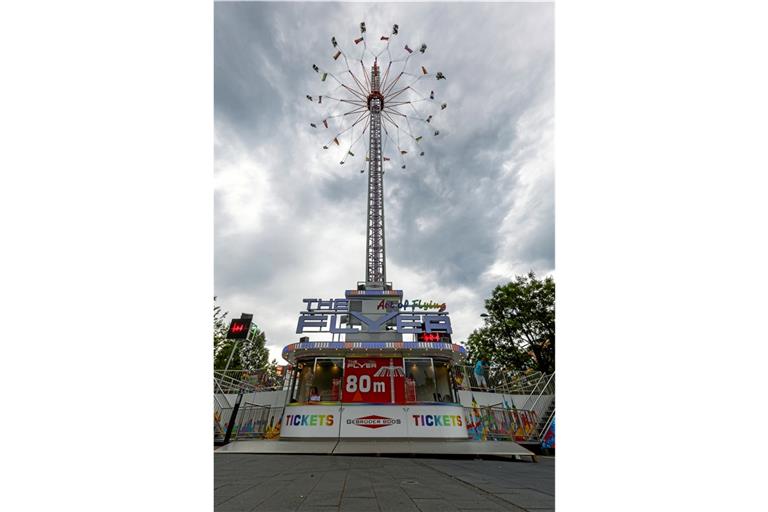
[{"left": 215, "top": 453, "right": 554, "bottom": 512}]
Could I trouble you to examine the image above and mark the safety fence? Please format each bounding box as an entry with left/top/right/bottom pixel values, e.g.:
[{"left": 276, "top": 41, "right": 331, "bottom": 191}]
[
  {"left": 214, "top": 394, "right": 231, "bottom": 440},
  {"left": 453, "top": 366, "right": 550, "bottom": 395},
  {"left": 464, "top": 404, "right": 540, "bottom": 442},
  {"left": 215, "top": 401, "right": 550, "bottom": 444},
  {"left": 214, "top": 400, "right": 285, "bottom": 443},
  {"left": 214, "top": 368, "right": 554, "bottom": 445},
  {"left": 214, "top": 370, "right": 287, "bottom": 394},
  {"left": 228, "top": 404, "right": 285, "bottom": 440}
]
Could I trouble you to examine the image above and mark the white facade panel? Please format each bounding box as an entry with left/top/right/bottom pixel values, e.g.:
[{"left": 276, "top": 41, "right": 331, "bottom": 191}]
[
  {"left": 405, "top": 405, "right": 468, "bottom": 438},
  {"left": 339, "top": 405, "right": 408, "bottom": 437},
  {"left": 280, "top": 405, "right": 341, "bottom": 438}
]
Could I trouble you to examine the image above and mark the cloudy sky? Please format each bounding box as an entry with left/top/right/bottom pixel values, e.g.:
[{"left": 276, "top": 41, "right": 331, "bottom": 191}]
[{"left": 214, "top": 2, "right": 554, "bottom": 363}]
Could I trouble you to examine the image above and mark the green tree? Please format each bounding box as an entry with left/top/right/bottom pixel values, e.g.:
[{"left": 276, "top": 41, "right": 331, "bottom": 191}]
[
  {"left": 213, "top": 299, "right": 276, "bottom": 379},
  {"left": 239, "top": 325, "right": 271, "bottom": 373},
  {"left": 213, "top": 297, "right": 233, "bottom": 368},
  {"left": 238, "top": 324, "right": 280, "bottom": 386},
  {"left": 466, "top": 272, "right": 555, "bottom": 373}
]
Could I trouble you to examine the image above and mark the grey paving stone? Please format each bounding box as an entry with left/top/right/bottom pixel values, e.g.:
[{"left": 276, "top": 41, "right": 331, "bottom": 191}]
[
  {"left": 217, "top": 481, "right": 291, "bottom": 511},
  {"left": 304, "top": 489, "right": 342, "bottom": 507},
  {"left": 496, "top": 489, "right": 555, "bottom": 509},
  {"left": 309, "top": 471, "right": 345, "bottom": 507},
  {"left": 215, "top": 483, "right": 260, "bottom": 497},
  {"left": 450, "top": 498, "right": 508, "bottom": 510},
  {"left": 216, "top": 493, "right": 246, "bottom": 507},
  {"left": 400, "top": 484, "right": 446, "bottom": 500},
  {"left": 412, "top": 498, "right": 461, "bottom": 512},
  {"left": 215, "top": 454, "right": 554, "bottom": 512},
  {"left": 378, "top": 502, "right": 420, "bottom": 512},
  {"left": 254, "top": 492, "right": 309, "bottom": 512},
  {"left": 343, "top": 474, "right": 376, "bottom": 498},
  {"left": 340, "top": 497, "right": 381, "bottom": 511},
  {"left": 374, "top": 496, "right": 420, "bottom": 512}
]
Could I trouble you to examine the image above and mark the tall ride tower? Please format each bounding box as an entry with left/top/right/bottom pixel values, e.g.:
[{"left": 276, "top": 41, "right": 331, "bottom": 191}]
[
  {"left": 365, "top": 60, "right": 386, "bottom": 286},
  {"left": 307, "top": 22, "right": 448, "bottom": 287}
]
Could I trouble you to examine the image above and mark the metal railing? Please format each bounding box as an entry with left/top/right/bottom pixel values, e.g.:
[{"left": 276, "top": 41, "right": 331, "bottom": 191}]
[
  {"left": 228, "top": 404, "right": 284, "bottom": 440},
  {"left": 214, "top": 394, "right": 232, "bottom": 441},
  {"left": 537, "top": 405, "right": 555, "bottom": 443},
  {"left": 463, "top": 404, "right": 540, "bottom": 442},
  {"left": 213, "top": 365, "right": 554, "bottom": 445},
  {"left": 214, "top": 394, "right": 286, "bottom": 442},
  {"left": 522, "top": 371, "right": 555, "bottom": 442},
  {"left": 454, "top": 365, "right": 548, "bottom": 394},
  {"left": 215, "top": 402, "right": 552, "bottom": 444},
  {"left": 213, "top": 370, "right": 286, "bottom": 394},
  {"left": 522, "top": 371, "right": 555, "bottom": 410},
  {"left": 462, "top": 370, "right": 555, "bottom": 444}
]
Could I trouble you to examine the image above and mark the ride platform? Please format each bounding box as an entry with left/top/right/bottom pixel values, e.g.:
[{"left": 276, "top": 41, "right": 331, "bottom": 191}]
[{"left": 215, "top": 439, "right": 536, "bottom": 461}]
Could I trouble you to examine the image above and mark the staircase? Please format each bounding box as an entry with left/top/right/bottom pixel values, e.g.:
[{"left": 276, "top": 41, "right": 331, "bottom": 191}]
[
  {"left": 534, "top": 397, "right": 555, "bottom": 441},
  {"left": 519, "top": 371, "right": 555, "bottom": 447}
]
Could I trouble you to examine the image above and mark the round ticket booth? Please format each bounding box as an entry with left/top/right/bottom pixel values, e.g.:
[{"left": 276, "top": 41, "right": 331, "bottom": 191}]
[
  {"left": 279, "top": 287, "right": 469, "bottom": 439},
  {"left": 281, "top": 343, "right": 468, "bottom": 439}
]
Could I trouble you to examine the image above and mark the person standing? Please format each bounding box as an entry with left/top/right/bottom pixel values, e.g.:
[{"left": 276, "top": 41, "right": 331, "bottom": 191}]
[{"left": 474, "top": 358, "right": 488, "bottom": 390}]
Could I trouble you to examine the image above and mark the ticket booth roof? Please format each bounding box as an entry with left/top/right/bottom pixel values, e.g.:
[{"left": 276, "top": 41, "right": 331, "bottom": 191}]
[{"left": 282, "top": 341, "right": 466, "bottom": 364}]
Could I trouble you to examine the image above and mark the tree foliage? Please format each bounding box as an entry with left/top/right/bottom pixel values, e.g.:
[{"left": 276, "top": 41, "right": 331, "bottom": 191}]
[
  {"left": 239, "top": 325, "right": 273, "bottom": 373},
  {"left": 213, "top": 297, "right": 230, "bottom": 366},
  {"left": 465, "top": 272, "right": 555, "bottom": 373},
  {"left": 213, "top": 298, "right": 276, "bottom": 378}
]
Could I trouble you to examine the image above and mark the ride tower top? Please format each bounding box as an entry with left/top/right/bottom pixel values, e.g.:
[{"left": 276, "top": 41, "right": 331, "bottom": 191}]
[{"left": 307, "top": 22, "right": 448, "bottom": 288}]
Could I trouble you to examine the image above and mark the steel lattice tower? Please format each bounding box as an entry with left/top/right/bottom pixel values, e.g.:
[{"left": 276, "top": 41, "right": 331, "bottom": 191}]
[
  {"left": 365, "top": 60, "right": 386, "bottom": 286},
  {"left": 307, "top": 25, "right": 447, "bottom": 287}
]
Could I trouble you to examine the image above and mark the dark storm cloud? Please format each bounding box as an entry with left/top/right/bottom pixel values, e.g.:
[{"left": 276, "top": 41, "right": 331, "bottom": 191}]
[
  {"left": 214, "top": 2, "right": 554, "bottom": 360},
  {"left": 215, "top": 7, "right": 285, "bottom": 143}
]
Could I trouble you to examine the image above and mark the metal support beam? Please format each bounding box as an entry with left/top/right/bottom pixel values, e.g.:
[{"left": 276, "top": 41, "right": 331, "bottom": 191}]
[{"left": 366, "top": 61, "right": 386, "bottom": 285}]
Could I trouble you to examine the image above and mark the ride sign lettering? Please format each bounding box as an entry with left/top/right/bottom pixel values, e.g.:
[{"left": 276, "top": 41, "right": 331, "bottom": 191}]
[{"left": 342, "top": 358, "right": 405, "bottom": 404}]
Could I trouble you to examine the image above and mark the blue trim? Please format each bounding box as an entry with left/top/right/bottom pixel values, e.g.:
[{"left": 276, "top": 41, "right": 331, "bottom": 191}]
[
  {"left": 343, "top": 402, "right": 462, "bottom": 406},
  {"left": 286, "top": 401, "right": 463, "bottom": 406},
  {"left": 282, "top": 341, "right": 466, "bottom": 354},
  {"left": 345, "top": 290, "right": 403, "bottom": 296}
]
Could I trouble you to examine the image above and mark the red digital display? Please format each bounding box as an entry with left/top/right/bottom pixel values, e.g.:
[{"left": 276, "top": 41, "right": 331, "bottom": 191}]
[
  {"left": 226, "top": 318, "right": 251, "bottom": 340},
  {"left": 417, "top": 332, "right": 451, "bottom": 342},
  {"left": 342, "top": 358, "right": 405, "bottom": 404}
]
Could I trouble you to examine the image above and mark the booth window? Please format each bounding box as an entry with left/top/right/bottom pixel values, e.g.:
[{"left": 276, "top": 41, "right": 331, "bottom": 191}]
[
  {"left": 310, "top": 358, "right": 343, "bottom": 401},
  {"left": 290, "top": 362, "right": 314, "bottom": 402},
  {"left": 433, "top": 360, "right": 455, "bottom": 402},
  {"left": 405, "top": 358, "right": 436, "bottom": 402}
]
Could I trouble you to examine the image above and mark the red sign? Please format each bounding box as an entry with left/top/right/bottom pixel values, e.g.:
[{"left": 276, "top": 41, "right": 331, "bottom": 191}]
[{"left": 342, "top": 358, "right": 405, "bottom": 404}]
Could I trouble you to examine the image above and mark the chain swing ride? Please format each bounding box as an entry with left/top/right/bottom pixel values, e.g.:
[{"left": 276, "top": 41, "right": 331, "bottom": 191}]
[
  {"left": 307, "top": 22, "right": 446, "bottom": 172},
  {"left": 307, "top": 22, "right": 447, "bottom": 285}
]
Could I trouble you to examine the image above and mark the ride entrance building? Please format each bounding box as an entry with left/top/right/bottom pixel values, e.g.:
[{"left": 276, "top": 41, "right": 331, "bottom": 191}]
[{"left": 281, "top": 285, "right": 467, "bottom": 439}]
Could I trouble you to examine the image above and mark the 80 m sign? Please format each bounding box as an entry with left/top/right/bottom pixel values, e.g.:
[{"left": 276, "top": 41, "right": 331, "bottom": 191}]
[
  {"left": 345, "top": 375, "right": 385, "bottom": 393},
  {"left": 341, "top": 358, "right": 405, "bottom": 403}
]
